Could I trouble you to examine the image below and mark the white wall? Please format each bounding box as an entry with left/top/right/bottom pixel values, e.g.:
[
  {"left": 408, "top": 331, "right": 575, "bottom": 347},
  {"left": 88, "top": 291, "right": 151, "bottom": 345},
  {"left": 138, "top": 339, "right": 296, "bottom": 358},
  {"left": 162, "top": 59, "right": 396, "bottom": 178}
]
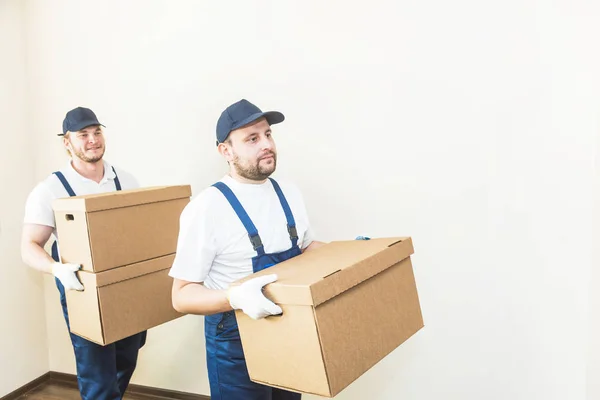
[
  {"left": 590, "top": 161, "right": 600, "bottom": 400},
  {"left": 589, "top": 39, "right": 600, "bottom": 400},
  {"left": 0, "top": 0, "right": 49, "bottom": 396},
  {"left": 17, "top": 0, "right": 600, "bottom": 399}
]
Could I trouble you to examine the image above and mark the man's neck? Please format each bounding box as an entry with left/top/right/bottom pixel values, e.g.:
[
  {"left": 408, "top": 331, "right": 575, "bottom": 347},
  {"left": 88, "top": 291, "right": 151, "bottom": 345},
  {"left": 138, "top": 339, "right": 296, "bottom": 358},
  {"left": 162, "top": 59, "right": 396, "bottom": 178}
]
[
  {"left": 71, "top": 158, "right": 105, "bottom": 183},
  {"left": 228, "top": 170, "right": 267, "bottom": 185}
]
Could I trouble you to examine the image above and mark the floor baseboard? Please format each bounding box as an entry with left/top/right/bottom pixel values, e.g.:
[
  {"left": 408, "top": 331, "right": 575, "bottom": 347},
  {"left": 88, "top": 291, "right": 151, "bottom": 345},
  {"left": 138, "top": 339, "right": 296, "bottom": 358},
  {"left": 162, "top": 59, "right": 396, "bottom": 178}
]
[
  {"left": 1, "top": 372, "right": 52, "bottom": 400},
  {"left": 1, "top": 371, "right": 210, "bottom": 400}
]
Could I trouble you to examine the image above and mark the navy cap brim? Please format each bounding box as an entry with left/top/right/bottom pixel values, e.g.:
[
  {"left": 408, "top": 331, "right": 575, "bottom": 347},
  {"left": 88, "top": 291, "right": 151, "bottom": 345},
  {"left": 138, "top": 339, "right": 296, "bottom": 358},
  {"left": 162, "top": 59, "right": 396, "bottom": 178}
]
[
  {"left": 58, "top": 121, "right": 105, "bottom": 136},
  {"left": 230, "top": 111, "right": 285, "bottom": 132}
]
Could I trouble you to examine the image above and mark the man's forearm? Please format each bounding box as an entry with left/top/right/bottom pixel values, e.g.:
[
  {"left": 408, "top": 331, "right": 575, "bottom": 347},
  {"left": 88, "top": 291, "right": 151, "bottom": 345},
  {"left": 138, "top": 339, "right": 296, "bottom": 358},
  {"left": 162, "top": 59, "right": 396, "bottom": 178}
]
[
  {"left": 172, "top": 282, "right": 233, "bottom": 315},
  {"left": 21, "top": 240, "right": 54, "bottom": 274}
]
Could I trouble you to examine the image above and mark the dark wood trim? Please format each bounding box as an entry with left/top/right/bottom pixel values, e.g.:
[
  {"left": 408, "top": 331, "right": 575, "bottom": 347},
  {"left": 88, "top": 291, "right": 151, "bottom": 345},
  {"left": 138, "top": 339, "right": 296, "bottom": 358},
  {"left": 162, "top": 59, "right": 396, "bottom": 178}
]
[
  {"left": 46, "top": 371, "right": 79, "bottom": 388},
  {"left": 127, "top": 381, "right": 211, "bottom": 400},
  {"left": 1, "top": 372, "right": 52, "bottom": 400},
  {"left": 2, "top": 371, "right": 210, "bottom": 400}
]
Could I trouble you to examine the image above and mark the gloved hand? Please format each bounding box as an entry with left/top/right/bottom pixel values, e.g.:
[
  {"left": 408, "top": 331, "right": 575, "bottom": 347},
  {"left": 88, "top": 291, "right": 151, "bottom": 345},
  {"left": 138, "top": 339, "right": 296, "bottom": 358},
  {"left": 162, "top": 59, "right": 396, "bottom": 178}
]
[
  {"left": 52, "top": 262, "right": 84, "bottom": 291},
  {"left": 227, "top": 274, "right": 282, "bottom": 320}
]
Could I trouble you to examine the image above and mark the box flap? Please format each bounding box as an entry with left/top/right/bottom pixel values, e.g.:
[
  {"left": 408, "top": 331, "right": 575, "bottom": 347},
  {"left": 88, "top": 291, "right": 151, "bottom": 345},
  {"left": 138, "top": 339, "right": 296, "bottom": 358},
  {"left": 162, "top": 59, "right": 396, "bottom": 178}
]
[
  {"left": 314, "top": 257, "right": 424, "bottom": 396},
  {"left": 52, "top": 185, "right": 191, "bottom": 213},
  {"left": 309, "top": 237, "right": 414, "bottom": 306},
  {"left": 237, "top": 305, "right": 331, "bottom": 396},
  {"left": 90, "top": 254, "right": 176, "bottom": 287},
  {"left": 236, "top": 237, "right": 414, "bottom": 306},
  {"left": 97, "top": 267, "right": 182, "bottom": 345},
  {"left": 65, "top": 273, "right": 105, "bottom": 344}
]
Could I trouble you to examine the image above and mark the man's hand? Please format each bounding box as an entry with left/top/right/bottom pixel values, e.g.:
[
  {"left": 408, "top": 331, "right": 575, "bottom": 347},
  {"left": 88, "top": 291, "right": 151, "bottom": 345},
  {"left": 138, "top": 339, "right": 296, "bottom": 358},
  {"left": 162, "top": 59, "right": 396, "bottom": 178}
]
[
  {"left": 227, "top": 274, "right": 282, "bottom": 320},
  {"left": 52, "top": 262, "right": 84, "bottom": 291}
]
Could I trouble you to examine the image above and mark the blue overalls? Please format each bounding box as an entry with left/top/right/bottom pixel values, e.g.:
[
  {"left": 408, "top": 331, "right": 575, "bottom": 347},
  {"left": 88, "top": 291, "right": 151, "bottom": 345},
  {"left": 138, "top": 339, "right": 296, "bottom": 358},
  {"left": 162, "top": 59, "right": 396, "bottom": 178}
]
[
  {"left": 51, "top": 169, "right": 147, "bottom": 400},
  {"left": 205, "top": 178, "right": 302, "bottom": 400}
]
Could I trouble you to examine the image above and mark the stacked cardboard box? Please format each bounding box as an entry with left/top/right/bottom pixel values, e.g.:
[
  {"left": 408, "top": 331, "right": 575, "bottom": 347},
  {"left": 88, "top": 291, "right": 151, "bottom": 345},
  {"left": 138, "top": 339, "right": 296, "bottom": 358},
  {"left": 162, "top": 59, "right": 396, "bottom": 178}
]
[{"left": 52, "top": 185, "right": 191, "bottom": 345}]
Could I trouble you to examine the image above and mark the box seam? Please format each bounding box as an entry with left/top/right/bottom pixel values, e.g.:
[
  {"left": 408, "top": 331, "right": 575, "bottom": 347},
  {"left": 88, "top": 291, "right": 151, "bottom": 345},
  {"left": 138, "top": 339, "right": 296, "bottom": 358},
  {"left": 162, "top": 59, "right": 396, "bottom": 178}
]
[
  {"left": 312, "top": 304, "right": 333, "bottom": 396},
  {"left": 97, "top": 286, "right": 107, "bottom": 345},
  {"left": 97, "top": 266, "right": 171, "bottom": 288},
  {"left": 86, "top": 196, "right": 190, "bottom": 212}
]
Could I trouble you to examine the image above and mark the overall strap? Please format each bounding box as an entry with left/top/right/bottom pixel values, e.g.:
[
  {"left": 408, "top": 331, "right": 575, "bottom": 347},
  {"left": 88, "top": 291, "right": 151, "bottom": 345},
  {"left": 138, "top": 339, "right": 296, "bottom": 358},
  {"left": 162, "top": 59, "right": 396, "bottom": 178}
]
[
  {"left": 52, "top": 171, "right": 77, "bottom": 262},
  {"left": 51, "top": 167, "right": 121, "bottom": 262},
  {"left": 54, "top": 166, "right": 122, "bottom": 193},
  {"left": 53, "top": 171, "right": 76, "bottom": 197},
  {"left": 112, "top": 166, "right": 122, "bottom": 190},
  {"left": 269, "top": 178, "right": 298, "bottom": 248},
  {"left": 212, "top": 182, "right": 265, "bottom": 255}
]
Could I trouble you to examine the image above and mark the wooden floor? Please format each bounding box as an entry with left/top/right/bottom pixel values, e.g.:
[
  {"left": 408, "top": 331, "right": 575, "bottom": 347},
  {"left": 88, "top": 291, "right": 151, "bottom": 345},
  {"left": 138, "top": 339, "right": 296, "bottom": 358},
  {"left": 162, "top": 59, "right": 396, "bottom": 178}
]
[{"left": 14, "top": 379, "right": 197, "bottom": 400}]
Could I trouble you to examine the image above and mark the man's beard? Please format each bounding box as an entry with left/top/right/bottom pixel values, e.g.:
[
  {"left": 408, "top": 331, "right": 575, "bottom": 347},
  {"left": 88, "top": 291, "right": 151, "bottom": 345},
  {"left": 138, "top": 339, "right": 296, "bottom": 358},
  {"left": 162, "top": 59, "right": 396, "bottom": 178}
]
[
  {"left": 232, "top": 151, "right": 277, "bottom": 181},
  {"left": 73, "top": 146, "right": 104, "bottom": 163}
]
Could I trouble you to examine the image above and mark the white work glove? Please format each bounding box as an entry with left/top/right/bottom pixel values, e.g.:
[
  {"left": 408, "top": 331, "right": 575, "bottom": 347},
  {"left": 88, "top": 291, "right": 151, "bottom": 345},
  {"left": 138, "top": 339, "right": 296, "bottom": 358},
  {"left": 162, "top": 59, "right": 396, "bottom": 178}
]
[
  {"left": 227, "top": 274, "right": 282, "bottom": 320},
  {"left": 52, "top": 262, "right": 84, "bottom": 291}
]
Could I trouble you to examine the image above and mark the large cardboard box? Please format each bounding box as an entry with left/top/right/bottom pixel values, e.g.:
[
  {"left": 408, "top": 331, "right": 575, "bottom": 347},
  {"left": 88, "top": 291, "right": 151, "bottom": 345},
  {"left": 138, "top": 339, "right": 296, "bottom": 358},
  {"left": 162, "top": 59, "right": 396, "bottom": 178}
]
[
  {"left": 233, "top": 237, "right": 423, "bottom": 398},
  {"left": 53, "top": 185, "right": 191, "bottom": 272},
  {"left": 66, "top": 254, "right": 182, "bottom": 345},
  {"left": 52, "top": 185, "right": 191, "bottom": 345}
]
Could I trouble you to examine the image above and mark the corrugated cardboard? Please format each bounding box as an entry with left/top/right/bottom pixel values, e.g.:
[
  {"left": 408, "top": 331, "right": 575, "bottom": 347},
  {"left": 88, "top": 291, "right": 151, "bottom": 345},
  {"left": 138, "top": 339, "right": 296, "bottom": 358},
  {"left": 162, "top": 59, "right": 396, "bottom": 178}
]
[
  {"left": 53, "top": 185, "right": 191, "bottom": 272},
  {"left": 66, "top": 254, "right": 182, "bottom": 345},
  {"left": 232, "top": 237, "right": 423, "bottom": 397},
  {"left": 53, "top": 185, "right": 190, "bottom": 344}
]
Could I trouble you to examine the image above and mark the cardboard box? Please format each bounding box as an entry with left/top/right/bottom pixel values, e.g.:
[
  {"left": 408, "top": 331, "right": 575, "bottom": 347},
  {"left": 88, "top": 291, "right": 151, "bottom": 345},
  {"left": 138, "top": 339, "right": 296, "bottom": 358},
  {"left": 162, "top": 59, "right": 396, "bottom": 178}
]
[
  {"left": 53, "top": 185, "right": 191, "bottom": 272},
  {"left": 66, "top": 254, "right": 182, "bottom": 345},
  {"left": 233, "top": 237, "right": 423, "bottom": 398},
  {"left": 52, "top": 185, "right": 191, "bottom": 345}
]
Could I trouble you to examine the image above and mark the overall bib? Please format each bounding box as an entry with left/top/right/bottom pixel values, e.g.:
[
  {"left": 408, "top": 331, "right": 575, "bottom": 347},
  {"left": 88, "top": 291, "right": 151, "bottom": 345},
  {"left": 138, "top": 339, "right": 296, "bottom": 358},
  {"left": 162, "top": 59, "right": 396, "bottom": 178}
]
[
  {"left": 205, "top": 178, "right": 302, "bottom": 400},
  {"left": 51, "top": 169, "right": 147, "bottom": 400}
]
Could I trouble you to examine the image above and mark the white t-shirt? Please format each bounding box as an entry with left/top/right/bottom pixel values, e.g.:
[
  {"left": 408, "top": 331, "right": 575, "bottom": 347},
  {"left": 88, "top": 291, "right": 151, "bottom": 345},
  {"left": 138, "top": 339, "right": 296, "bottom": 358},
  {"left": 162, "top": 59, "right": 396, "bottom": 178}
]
[
  {"left": 23, "top": 160, "right": 139, "bottom": 242},
  {"left": 169, "top": 175, "right": 314, "bottom": 290}
]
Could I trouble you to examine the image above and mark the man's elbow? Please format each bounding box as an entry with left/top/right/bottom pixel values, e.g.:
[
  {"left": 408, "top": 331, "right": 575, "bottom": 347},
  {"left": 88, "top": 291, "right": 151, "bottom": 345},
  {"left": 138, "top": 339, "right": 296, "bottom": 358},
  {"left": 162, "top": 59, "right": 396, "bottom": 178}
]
[
  {"left": 171, "top": 282, "right": 193, "bottom": 314},
  {"left": 171, "top": 289, "right": 186, "bottom": 314},
  {"left": 173, "top": 302, "right": 186, "bottom": 314},
  {"left": 172, "top": 300, "right": 188, "bottom": 314},
  {"left": 20, "top": 240, "right": 32, "bottom": 267}
]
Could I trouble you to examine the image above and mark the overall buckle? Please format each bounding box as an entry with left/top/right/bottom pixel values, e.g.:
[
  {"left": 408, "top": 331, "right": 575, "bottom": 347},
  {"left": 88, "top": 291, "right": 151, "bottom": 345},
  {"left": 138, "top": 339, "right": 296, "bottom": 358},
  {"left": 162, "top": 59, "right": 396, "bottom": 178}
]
[
  {"left": 287, "top": 225, "right": 298, "bottom": 240},
  {"left": 249, "top": 234, "right": 263, "bottom": 251}
]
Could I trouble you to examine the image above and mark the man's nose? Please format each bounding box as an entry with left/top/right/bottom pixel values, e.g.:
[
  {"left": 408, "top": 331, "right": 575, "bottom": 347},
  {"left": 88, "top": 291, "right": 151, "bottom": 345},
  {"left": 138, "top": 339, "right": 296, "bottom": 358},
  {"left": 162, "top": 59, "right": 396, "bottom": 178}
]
[{"left": 260, "top": 137, "right": 274, "bottom": 150}]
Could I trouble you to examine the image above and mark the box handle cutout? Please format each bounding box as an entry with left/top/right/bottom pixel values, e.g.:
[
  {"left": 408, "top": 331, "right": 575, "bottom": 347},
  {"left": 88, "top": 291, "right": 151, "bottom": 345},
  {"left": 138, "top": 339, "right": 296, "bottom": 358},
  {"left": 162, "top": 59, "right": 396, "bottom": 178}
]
[
  {"left": 388, "top": 239, "right": 404, "bottom": 247},
  {"left": 65, "top": 214, "right": 75, "bottom": 222},
  {"left": 322, "top": 269, "right": 341, "bottom": 279}
]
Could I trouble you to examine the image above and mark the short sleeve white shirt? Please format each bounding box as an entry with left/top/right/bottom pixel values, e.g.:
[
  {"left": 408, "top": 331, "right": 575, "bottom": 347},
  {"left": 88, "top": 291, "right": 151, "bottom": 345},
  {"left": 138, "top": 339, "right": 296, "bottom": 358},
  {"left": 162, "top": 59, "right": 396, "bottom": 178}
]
[
  {"left": 168, "top": 175, "right": 314, "bottom": 290},
  {"left": 23, "top": 160, "right": 139, "bottom": 242}
]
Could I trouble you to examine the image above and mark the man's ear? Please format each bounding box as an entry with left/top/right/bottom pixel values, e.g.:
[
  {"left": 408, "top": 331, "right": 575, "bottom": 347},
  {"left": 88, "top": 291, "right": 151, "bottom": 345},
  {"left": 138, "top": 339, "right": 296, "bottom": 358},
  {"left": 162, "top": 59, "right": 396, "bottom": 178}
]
[
  {"left": 217, "top": 142, "right": 233, "bottom": 162},
  {"left": 63, "top": 135, "right": 71, "bottom": 151}
]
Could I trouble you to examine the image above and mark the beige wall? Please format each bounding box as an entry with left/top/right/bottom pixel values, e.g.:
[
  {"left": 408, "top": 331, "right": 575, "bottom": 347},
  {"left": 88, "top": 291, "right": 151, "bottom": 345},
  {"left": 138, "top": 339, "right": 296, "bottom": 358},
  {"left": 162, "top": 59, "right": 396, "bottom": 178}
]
[
  {"left": 0, "top": 0, "right": 49, "bottom": 396},
  {"left": 3, "top": 0, "right": 599, "bottom": 398}
]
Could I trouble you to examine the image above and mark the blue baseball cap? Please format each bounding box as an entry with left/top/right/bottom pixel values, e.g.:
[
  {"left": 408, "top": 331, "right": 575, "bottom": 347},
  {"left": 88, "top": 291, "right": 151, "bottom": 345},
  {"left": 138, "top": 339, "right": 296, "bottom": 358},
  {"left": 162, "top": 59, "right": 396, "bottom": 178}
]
[
  {"left": 60, "top": 107, "right": 105, "bottom": 136},
  {"left": 216, "top": 99, "right": 284, "bottom": 145}
]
